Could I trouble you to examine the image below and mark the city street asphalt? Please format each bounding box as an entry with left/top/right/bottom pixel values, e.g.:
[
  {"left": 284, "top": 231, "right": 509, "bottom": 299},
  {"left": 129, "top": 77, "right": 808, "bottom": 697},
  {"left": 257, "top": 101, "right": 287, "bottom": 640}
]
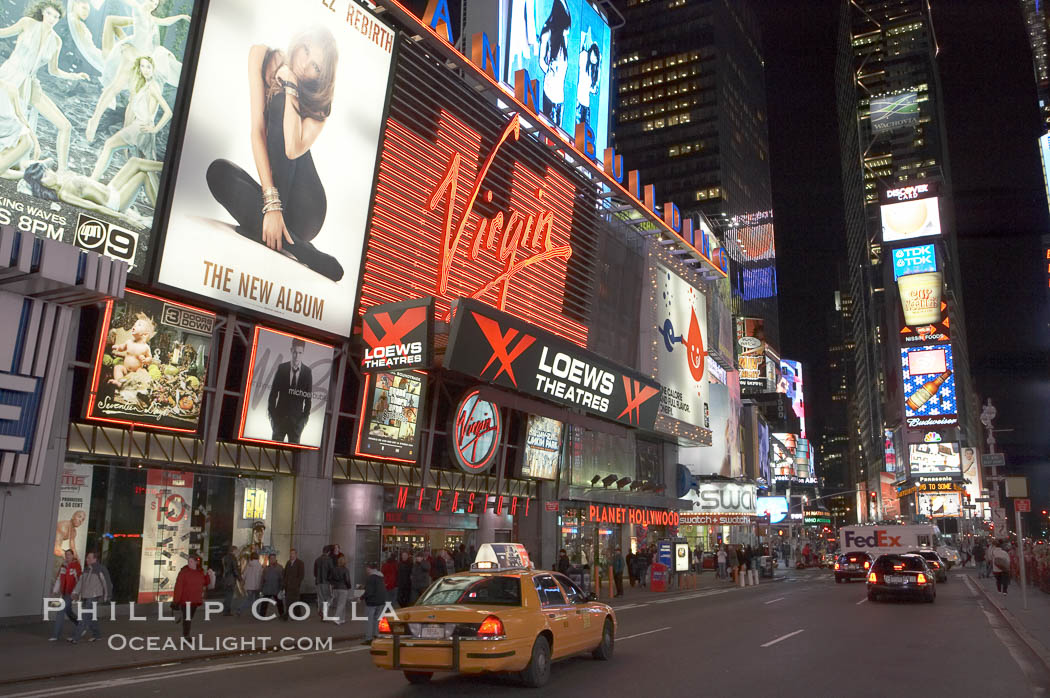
[{"left": 1, "top": 569, "right": 1046, "bottom": 698}]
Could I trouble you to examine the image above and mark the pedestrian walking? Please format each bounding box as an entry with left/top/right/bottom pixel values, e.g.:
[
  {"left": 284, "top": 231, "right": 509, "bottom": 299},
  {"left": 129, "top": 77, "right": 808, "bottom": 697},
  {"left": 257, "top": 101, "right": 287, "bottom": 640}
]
[
  {"left": 625, "top": 548, "right": 636, "bottom": 587},
  {"left": 221, "top": 546, "right": 240, "bottom": 616},
  {"left": 717, "top": 546, "right": 727, "bottom": 579},
  {"left": 381, "top": 554, "right": 398, "bottom": 604},
  {"left": 50, "top": 549, "right": 81, "bottom": 641},
  {"left": 411, "top": 553, "right": 431, "bottom": 603},
  {"left": 612, "top": 546, "right": 625, "bottom": 597},
  {"left": 992, "top": 543, "right": 1012, "bottom": 595},
  {"left": 237, "top": 552, "right": 263, "bottom": 617},
  {"left": 557, "top": 548, "right": 572, "bottom": 574},
  {"left": 431, "top": 549, "right": 448, "bottom": 579},
  {"left": 362, "top": 560, "right": 386, "bottom": 645},
  {"left": 173, "top": 554, "right": 208, "bottom": 639},
  {"left": 314, "top": 545, "right": 334, "bottom": 616},
  {"left": 397, "top": 550, "right": 413, "bottom": 607},
  {"left": 261, "top": 554, "right": 284, "bottom": 618},
  {"left": 282, "top": 549, "right": 305, "bottom": 619},
  {"left": 70, "top": 551, "right": 111, "bottom": 643},
  {"left": 329, "top": 554, "right": 352, "bottom": 624},
  {"left": 974, "top": 542, "right": 987, "bottom": 578},
  {"left": 454, "top": 544, "right": 468, "bottom": 572}
]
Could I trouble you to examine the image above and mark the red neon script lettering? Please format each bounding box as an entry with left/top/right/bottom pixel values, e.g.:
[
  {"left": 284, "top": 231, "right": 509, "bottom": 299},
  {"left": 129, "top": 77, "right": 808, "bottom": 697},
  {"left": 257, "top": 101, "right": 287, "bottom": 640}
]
[{"left": 426, "top": 113, "right": 573, "bottom": 313}]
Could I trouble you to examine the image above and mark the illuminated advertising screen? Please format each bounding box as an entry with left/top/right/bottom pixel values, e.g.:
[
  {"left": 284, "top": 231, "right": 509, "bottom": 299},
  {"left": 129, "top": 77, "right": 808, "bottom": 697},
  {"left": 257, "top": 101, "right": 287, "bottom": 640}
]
[
  {"left": 1040, "top": 133, "right": 1050, "bottom": 215},
  {"left": 138, "top": 469, "right": 193, "bottom": 603},
  {"left": 884, "top": 429, "right": 897, "bottom": 472},
  {"left": 87, "top": 290, "right": 214, "bottom": 433},
  {"left": 651, "top": 262, "right": 709, "bottom": 429},
  {"left": 896, "top": 265, "right": 949, "bottom": 345},
  {"left": 355, "top": 370, "right": 427, "bottom": 463},
  {"left": 918, "top": 491, "right": 961, "bottom": 518},
  {"left": 757, "top": 496, "right": 788, "bottom": 524},
  {"left": 505, "top": 0, "right": 611, "bottom": 158},
  {"left": 361, "top": 297, "right": 433, "bottom": 372},
  {"left": 238, "top": 326, "right": 335, "bottom": 449},
  {"left": 158, "top": 0, "right": 394, "bottom": 336},
  {"left": 0, "top": 0, "right": 198, "bottom": 276},
  {"left": 54, "top": 463, "right": 93, "bottom": 563},
  {"left": 880, "top": 472, "right": 901, "bottom": 518},
  {"left": 520, "top": 414, "right": 564, "bottom": 480},
  {"left": 736, "top": 317, "right": 767, "bottom": 391},
  {"left": 771, "top": 433, "right": 796, "bottom": 483},
  {"left": 892, "top": 244, "right": 937, "bottom": 281},
  {"left": 880, "top": 182, "right": 942, "bottom": 244},
  {"left": 870, "top": 91, "right": 919, "bottom": 132},
  {"left": 901, "top": 345, "right": 957, "bottom": 429},
  {"left": 908, "top": 442, "right": 962, "bottom": 477},
  {"left": 777, "top": 359, "right": 805, "bottom": 438}
]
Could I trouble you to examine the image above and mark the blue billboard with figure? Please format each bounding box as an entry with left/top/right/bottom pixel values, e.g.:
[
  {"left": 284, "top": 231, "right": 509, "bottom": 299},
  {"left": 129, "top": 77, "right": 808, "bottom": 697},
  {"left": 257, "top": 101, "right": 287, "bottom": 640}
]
[{"left": 505, "top": 0, "right": 611, "bottom": 157}]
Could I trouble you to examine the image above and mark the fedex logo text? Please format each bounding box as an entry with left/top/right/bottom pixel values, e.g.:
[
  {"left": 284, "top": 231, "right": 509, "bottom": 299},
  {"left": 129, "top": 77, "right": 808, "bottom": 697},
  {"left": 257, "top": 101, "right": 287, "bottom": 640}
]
[{"left": 844, "top": 530, "right": 902, "bottom": 549}]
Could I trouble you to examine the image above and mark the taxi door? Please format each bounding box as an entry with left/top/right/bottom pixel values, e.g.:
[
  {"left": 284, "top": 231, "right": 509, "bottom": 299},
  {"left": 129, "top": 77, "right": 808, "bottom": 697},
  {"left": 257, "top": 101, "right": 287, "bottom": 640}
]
[
  {"left": 532, "top": 574, "right": 578, "bottom": 657},
  {"left": 554, "top": 572, "right": 602, "bottom": 650}
]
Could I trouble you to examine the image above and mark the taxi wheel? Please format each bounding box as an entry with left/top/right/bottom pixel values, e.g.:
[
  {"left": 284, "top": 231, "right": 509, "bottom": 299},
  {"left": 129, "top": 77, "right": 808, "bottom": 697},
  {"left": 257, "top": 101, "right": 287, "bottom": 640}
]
[
  {"left": 592, "top": 618, "right": 614, "bottom": 660},
  {"left": 403, "top": 671, "right": 433, "bottom": 684},
  {"left": 520, "top": 635, "right": 552, "bottom": 688}
]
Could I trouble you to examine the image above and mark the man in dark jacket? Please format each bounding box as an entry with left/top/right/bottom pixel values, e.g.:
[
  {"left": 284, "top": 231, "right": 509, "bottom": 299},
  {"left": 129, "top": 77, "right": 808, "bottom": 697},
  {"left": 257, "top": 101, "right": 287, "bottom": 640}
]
[
  {"left": 611, "top": 547, "right": 625, "bottom": 597},
  {"left": 362, "top": 561, "right": 386, "bottom": 645},
  {"left": 221, "top": 546, "right": 240, "bottom": 616},
  {"left": 454, "top": 544, "right": 467, "bottom": 572},
  {"left": 261, "top": 554, "right": 284, "bottom": 618},
  {"left": 314, "top": 546, "right": 333, "bottom": 616},
  {"left": 267, "top": 337, "right": 313, "bottom": 444},
  {"left": 557, "top": 548, "right": 571, "bottom": 574},
  {"left": 282, "top": 548, "right": 305, "bottom": 619},
  {"left": 396, "top": 550, "right": 413, "bottom": 607},
  {"left": 625, "top": 549, "right": 636, "bottom": 586}
]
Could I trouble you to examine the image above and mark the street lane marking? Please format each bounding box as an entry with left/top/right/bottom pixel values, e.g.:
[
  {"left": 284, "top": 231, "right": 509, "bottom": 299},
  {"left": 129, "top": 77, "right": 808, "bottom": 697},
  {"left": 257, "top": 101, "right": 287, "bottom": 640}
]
[
  {"left": 335, "top": 645, "right": 374, "bottom": 654},
  {"left": 620, "top": 626, "right": 671, "bottom": 641},
  {"left": 856, "top": 598, "right": 867, "bottom": 605},
  {"left": 612, "top": 603, "right": 649, "bottom": 611},
  {"left": 764, "top": 597, "right": 785, "bottom": 605},
  {"left": 761, "top": 629, "right": 805, "bottom": 648}
]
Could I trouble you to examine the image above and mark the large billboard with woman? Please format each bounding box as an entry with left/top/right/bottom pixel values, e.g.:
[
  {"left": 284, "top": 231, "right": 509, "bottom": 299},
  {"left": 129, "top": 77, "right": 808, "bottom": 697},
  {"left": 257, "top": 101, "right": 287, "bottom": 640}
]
[
  {"left": 0, "top": 0, "right": 198, "bottom": 276},
  {"left": 157, "top": 0, "right": 394, "bottom": 336},
  {"left": 505, "top": 0, "right": 611, "bottom": 156}
]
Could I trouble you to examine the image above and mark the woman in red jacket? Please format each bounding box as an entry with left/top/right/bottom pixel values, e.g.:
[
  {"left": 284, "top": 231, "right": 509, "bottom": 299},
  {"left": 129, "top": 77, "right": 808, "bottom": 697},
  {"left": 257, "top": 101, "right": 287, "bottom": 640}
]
[
  {"left": 173, "top": 555, "right": 208, "bottom": 639},
  {"left": 380, "top": 554, "right": 399, "bottom": 605}
]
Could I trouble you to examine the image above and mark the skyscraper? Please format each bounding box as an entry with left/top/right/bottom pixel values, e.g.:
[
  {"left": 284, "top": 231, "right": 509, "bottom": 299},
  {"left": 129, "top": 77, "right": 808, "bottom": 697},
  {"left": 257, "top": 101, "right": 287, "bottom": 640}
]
[
  {"left": 1021, "top": 0, "right": 1050, "bottom": 127},
  {"left": 611, "top": 0, "right": 779, "bottom": 343},
  {"left": 836, "top": 0, "right": 982, "bottom": 522}
]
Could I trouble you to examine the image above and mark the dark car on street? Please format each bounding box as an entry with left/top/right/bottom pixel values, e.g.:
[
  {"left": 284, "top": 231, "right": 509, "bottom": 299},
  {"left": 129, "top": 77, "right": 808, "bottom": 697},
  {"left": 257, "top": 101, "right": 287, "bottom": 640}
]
[
  {"left": 834, "top": 551, "right": 872, "bottom": 583},
  {"left": 906, "top": 549, "right": 949, "bottom": 583},
  {"left": 867, "top": 554, "right": 936, "bottom": 603}
]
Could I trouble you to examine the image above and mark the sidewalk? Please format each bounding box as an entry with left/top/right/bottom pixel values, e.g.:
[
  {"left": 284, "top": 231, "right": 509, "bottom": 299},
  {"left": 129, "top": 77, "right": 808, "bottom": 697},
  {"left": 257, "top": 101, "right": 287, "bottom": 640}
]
[
  {"left": 966, "top": 567, "right": 1050, "bottom": 673},
  {"left": 0, "top": 569, "right": 781, "bottom": 686}
]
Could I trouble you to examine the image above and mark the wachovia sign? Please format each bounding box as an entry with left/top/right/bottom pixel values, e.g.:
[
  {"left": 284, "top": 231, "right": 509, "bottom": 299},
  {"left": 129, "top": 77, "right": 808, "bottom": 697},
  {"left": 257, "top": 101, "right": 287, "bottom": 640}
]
[
  {"left": 445, "top": 299, "right": 661, "bottom": 430},
  {"left": 361, "top": 298, "right": 433, "bottom": 372}
]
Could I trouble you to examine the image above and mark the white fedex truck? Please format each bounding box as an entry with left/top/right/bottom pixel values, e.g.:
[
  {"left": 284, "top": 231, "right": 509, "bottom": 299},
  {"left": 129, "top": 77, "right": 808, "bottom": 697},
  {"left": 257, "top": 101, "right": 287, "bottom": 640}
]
[{"left": 839, "top": 524, "right": 947, "bottom": 560}]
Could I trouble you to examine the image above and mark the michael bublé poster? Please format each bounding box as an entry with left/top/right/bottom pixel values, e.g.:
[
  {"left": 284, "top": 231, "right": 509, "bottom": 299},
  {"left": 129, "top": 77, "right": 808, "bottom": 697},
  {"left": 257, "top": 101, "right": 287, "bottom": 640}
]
[
  {"left": 158, "top": 0, "right": 395, "bottom": 336},
  {"left": 238, "top": 326, "right": 334, "bottom": 449}
]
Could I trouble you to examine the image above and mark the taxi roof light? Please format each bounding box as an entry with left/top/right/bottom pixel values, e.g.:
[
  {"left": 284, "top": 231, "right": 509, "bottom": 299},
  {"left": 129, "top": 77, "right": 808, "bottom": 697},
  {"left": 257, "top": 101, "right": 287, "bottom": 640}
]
[{"left": 478, "top": 615, "right": 505, "bottom": 638}]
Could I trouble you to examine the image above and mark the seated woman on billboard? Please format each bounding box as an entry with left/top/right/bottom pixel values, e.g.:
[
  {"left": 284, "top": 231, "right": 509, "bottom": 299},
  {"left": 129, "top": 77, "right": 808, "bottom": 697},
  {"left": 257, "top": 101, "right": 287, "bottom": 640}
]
[
  {"left": 205, "top": 27, "right": 344, "bottom": 281},
  {"left": 19, "top": 156, "right": 161, "bottom": 225}
]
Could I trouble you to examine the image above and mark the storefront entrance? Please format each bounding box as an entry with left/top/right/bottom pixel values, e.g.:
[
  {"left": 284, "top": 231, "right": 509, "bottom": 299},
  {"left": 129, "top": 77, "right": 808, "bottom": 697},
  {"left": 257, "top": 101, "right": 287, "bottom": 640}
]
[{"left": 382, "top": 527, "right": 468, "bottom": 556}]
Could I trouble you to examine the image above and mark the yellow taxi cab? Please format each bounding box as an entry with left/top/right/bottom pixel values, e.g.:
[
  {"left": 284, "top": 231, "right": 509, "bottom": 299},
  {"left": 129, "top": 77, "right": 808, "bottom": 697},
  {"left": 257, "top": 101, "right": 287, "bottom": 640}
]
[{"left": 370, "top": 543, "right": 616, "bottom": 687}]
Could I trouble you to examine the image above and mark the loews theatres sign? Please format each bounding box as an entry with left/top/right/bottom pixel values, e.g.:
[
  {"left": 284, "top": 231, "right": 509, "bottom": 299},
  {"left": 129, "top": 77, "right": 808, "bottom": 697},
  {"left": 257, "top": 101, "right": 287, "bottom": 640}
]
[{"left": 445, "top": 299, "right": 661, "bottom": 429}]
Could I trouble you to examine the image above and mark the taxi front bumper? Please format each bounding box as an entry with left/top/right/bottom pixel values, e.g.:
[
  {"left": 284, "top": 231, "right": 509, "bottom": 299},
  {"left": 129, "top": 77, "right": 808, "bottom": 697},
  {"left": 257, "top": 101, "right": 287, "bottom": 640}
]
[{"left": 370, "top": 634, "right": 531, "bottom": 674}]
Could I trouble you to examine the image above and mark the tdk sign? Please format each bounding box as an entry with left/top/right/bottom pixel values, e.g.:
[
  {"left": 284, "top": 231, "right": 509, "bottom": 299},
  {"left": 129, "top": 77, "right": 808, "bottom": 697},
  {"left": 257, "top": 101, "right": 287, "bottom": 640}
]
[
  {"left": 892, "top": 244, "right": 936, "bottom": 281},
  {"left": 844, "top": 529, "right": 902, "bottom": 549}
]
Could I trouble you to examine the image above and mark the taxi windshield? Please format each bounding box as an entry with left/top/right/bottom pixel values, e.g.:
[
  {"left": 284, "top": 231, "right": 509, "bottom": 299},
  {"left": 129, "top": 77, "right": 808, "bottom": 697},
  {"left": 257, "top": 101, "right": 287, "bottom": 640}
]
[{"left": 415, "top": 575, "right": 523, "bottom": 606}]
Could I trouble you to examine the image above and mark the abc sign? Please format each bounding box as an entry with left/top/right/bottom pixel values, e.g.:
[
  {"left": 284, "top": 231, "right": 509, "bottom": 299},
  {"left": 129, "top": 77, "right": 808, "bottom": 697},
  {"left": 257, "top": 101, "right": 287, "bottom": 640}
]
[{"left": 450, "top": 390, "right": 501, "bottom": 474}]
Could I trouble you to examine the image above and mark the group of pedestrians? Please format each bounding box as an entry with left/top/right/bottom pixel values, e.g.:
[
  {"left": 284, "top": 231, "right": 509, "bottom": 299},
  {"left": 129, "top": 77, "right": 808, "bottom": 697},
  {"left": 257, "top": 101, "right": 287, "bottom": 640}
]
[
  {"left": 384, "top": 544, "right": 475, "bottom": 608},
  {"left": 715, "top": 544, "right": 759, "bottom": 581},
  {"left": 49, "top": 549, "right": 112, "bottom": 644}
]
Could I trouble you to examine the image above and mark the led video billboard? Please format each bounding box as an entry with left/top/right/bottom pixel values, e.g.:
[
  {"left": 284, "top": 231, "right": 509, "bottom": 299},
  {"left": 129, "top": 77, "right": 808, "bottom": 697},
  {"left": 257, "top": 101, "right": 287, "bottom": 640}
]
[
  {"left": 505, "top": 0, "right": 611, "bottom": 157},
  {"left": 908, "top": 442, "right": 962, "bottom": 477},
  {"left": 870, "top": 91, "right": 919, "bottom": 133},
  {"left": 901, "top": 345, "right": 957, "bottom": 429}
]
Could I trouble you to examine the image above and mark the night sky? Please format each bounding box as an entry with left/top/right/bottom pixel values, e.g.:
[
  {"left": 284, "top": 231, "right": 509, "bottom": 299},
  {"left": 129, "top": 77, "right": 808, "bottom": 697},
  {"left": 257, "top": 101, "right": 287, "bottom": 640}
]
[{"left": 757, "top": 1, "right": 1050, "bottom": 492}]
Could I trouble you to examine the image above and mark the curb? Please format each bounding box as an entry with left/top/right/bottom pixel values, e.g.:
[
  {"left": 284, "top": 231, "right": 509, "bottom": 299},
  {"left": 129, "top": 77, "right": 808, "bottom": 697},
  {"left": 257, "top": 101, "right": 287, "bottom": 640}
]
[
  {"left": 0, "top": 630, "right": 365, "bottom": 687},
  {"left": 968, "top": 574, "right": 1050, "bottom": 676}
]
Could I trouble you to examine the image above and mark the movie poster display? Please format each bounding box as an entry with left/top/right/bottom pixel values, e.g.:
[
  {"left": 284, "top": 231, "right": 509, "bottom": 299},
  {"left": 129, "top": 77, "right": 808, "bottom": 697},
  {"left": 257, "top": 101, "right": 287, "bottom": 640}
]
[
  {"left": 354, "top": 370, "right": 427, "bottom": 463},
  {"left": 520, "top": 414, "right": 564, "bottom": 480},
  {"left": 504, "top": 0, "right": 611, "bottom": 157},
  {"left": 0, "top": 0, "right": 198, "bottom": 275},
  {"left": 238, "top": 326, "right": 334, "bottom": 449},
  {"left": 138, "top": 469, "right": 193, "bottom": 603},
  {"left": 651, "top": 262, "right": 709, "bottom": 430},
  {"left": 158, "top": 0, "right": 395, "bottom": 336},
  {"left": 53, "top": 463, "right": 93, "bottom": 563},
  {"left": 86, "top": 290, "right": 214, "bottom": 432}
]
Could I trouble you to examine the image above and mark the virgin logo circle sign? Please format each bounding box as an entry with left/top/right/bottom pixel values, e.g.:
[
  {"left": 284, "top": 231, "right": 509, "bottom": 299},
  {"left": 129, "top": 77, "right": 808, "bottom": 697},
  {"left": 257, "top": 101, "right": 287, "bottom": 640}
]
[{"left": 452, "top": 390, "right": 501, "bottom": 474}]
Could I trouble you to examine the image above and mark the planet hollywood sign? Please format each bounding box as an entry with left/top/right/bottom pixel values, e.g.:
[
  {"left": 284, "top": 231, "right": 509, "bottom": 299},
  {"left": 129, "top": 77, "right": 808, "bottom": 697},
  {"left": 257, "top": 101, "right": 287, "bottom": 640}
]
[{"left": 587, "top": 504, "right": 680, "bottom": 526}]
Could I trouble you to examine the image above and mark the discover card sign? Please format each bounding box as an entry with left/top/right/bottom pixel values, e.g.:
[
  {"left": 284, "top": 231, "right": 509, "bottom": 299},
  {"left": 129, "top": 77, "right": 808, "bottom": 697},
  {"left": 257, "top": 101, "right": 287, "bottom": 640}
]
[{"left": 445, "top": 299, "right": 660, "bottom": 429}]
